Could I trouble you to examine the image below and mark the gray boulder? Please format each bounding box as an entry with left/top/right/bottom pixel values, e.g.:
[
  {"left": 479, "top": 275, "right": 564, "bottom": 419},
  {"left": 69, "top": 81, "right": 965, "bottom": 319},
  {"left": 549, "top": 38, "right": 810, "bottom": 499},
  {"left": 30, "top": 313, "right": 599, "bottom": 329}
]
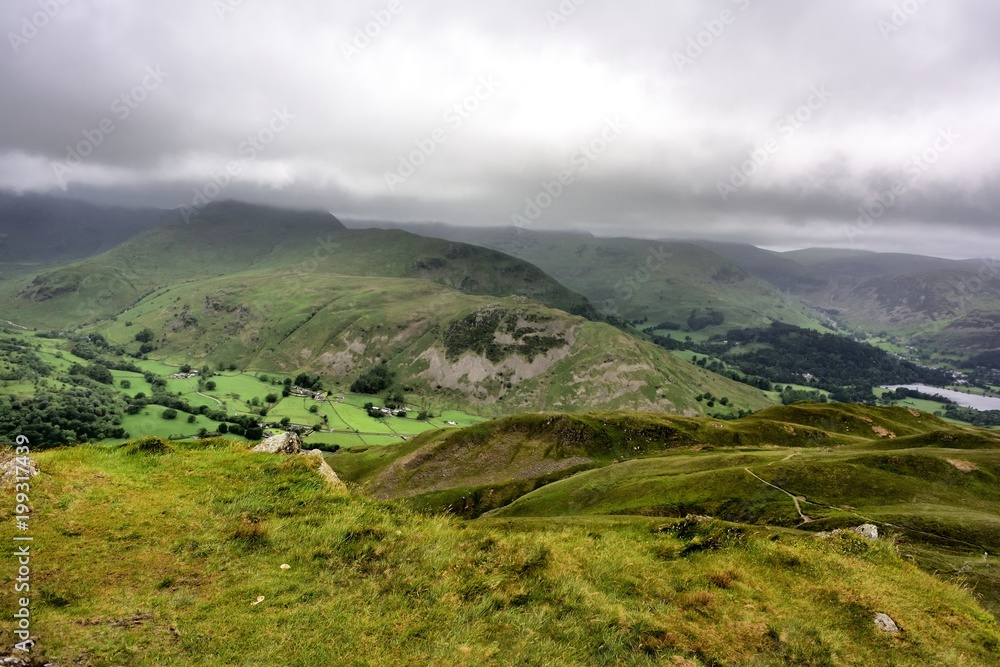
[
  {"left": 874, "top": 612, "right": 900, "bottom": 634},
  {"left": 853, "top": 524, "right": 879, "bottom": 540},
  {"left": 251, "top": 431, "right": 303, "bottom": 455}
]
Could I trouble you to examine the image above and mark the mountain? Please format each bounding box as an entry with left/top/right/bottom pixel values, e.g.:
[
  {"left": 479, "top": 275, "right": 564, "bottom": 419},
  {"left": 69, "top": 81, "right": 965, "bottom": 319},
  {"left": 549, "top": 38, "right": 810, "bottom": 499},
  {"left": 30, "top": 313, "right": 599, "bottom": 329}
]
[
  {"left": 0, "top": 200, "right": 771, "bottom": 416},
  {"left": 345, "top": 222, "right": 830, "bottom": 335},
  {"left": 0, "top": 201, "right": 594, "bottom": 329},
  {"left": 696, "top": 241, "right": 1000, "bottom": 364},
  {"left": 0, "top": 191, "right": 169, "bottom": 266},
  {"left": 81, "top": 272, "right": 772, "bottom": 415}
]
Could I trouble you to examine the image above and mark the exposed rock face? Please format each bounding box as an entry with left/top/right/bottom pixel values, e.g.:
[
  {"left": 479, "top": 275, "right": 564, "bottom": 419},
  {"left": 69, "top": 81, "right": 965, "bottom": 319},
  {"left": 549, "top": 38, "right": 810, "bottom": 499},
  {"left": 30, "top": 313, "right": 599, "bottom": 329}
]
[
  {"left": 251, "top": 432, "right": 303, "bottom": 455},
  {"left": 874, "top": 613, "right": 901, "bottom": 634},
  {"left": 0, "top": 450, "right": 39, "bottom": 486},
  {"left": 854, "top": 524, "right": 879, "bottom": 540},
  {"left": 307, "top": 449, "right": 347, "bottom": 491}
]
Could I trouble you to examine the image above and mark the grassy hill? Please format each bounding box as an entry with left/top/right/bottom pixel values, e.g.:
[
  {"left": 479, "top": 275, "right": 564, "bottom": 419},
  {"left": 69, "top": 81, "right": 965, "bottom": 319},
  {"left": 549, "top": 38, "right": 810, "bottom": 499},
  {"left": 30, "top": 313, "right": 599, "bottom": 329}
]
[
  {"left": 0, "top": 201, "right": 593, "bottom": 330},
  {"left": 346, "top": 223, "right": 831, "bottom": 336},
  {"left": 330, "top": 403, "right": 1000, "bottom": 615},
  {"left": 3, "top": 437, "right": 999, "bottom": 666},
  {"left": 74, "top": 271, "right": 771, "bottom": 416}
]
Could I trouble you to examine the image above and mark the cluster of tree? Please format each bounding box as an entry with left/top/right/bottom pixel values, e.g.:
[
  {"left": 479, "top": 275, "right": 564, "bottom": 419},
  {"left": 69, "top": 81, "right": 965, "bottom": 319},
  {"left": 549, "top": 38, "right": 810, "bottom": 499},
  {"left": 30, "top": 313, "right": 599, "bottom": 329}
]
[
  {"left": 0, "top": 336, "right": 50, "bottom": 381},
  {"left": 720, "top": 323, "right": 951, "bottom": 394},
  {"left": 943, "top": 404, "right": 1000, "bottom": 427},
  {"left": 0, "top": 379, "right": 127, "bottom": 447},
  {"left": 351, "top": 364, "right": 395, "bottom": 395},
  {"left": 293, "top": 373, "right": 323, "bottom": 390},
  {"left": 651, "top": 320, "right": 682, "bottom": 331},
  {"left": 68, "top": 362, "right": 115, "bottom": 385},
  {"left": 778, "top": 386, "right": 828, "bottom": 405},
  {"left": 694, "top": 392, "right": 730, "bottom": 408},
  {"left": 686, "top": 308, "right": 725, "bottom": 332},
  {"left": 881, "top": 386, "right": 955, "bottom": 404}
]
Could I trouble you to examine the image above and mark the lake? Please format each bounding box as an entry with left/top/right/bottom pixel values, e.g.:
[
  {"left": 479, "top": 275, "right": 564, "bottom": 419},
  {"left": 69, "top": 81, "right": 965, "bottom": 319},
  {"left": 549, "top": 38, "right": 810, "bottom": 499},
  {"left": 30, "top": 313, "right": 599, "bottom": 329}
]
[{"left": 883, "top": 384, "right": 1000, "bottom": 411}]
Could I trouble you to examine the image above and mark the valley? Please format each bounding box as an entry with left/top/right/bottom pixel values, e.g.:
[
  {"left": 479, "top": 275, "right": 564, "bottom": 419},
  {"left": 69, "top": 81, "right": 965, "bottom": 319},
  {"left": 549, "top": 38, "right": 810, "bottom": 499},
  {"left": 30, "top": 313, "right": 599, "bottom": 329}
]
[{"left": 2, "top": 198, "right": 999, "bottom": 666}]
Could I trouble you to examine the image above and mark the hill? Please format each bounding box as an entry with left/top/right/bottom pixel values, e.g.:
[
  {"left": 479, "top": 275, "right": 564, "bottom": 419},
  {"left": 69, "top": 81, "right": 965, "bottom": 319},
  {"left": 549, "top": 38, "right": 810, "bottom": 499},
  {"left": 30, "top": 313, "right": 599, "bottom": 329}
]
[
  {"left": 345, "top": 222, "right": 831, "bottom": 336},
  {"left": 75, "top": 271, "right": 771, "bottom": 416},
  {"left": 695, "top": 241, "right": 1000, "bottom": 366},
  {"left": 331, "top": 403, "right": 1000, "bottom": 614},
  {"left": 0, "top": 201, "right": 593, "bottom": 329},
  {"left": 3, "top": 437, "right": 998, "bottom": 666}
]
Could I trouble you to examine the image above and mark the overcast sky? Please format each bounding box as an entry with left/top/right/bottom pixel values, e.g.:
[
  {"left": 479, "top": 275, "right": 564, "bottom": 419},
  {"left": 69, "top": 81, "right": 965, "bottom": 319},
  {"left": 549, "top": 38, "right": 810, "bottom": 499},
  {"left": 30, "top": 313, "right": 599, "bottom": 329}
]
[{"left": 1, "top": 0, "right": 997, "bottom": 257}]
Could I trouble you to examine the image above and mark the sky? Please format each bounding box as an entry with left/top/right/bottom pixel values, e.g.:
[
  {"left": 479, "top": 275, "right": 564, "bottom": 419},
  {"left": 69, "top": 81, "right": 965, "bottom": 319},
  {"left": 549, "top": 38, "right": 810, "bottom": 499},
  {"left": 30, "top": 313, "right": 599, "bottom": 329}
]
[{"left": 1, "top": 0, "right": 998, "bottom": 258}]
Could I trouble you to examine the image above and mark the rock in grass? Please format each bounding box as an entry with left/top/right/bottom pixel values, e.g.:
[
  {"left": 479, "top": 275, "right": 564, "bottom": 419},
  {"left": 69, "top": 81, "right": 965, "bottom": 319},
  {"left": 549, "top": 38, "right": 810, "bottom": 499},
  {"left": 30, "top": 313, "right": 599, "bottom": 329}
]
[
  {"left": 252, "top": 431, "right": 302, "bottom": 454},
  {"left": 853, "top": 524, "right": 879, "bottom": 540},
  {"left": 308, "top": 449, "right": 347, "bottom": 491},
  {"left": 0, "top": 449, "right": 38, "bottom": 486},
  {"left": 875, "top": 612, "right": 901, "bottom": 634}
]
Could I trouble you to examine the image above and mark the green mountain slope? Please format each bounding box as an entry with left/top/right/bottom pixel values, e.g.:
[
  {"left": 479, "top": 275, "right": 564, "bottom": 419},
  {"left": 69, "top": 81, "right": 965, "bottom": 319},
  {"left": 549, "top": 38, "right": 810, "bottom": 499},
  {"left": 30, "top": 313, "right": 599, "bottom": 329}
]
[
  {"left": 347, "top": 223, "right": 831, "bottom": 335},
  {"left": 5, "top": 438, "right": 999, "bottom": 666},
  {"left": 83, "top": 269, "right": 771, "bottom": 416},
  {"left": 0, "top": 201, "right": 593, "bottom": 329},
  {"left": 696, "top": 241, "right": 1000, "bottom": 363},
  {"left": 331, "top": 404, "right": 1000, "bottom": 613}
]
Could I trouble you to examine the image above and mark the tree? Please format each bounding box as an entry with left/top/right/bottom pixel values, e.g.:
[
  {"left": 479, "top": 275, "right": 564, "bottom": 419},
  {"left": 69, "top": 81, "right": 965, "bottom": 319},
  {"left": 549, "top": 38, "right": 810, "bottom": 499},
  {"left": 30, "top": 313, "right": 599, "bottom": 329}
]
[
  {"left": 180, "top": 364, "right": 192, "bottom": 373},
  {"left": 120, "top": 380, "right": 131, "bottom": 389},
  {"left": 280, "top": 417, "right": 291, "bottom": 427},
  {"left": 351, "top": 365, "right": 395, "bottom": 394},
  {"left": 162, "top": 409, "right": 178, "bottom": 420},
  {"left": 218, "top": 423, "right": 229, "bottom": 434},
  {"left": 308, "top": 405, "right": 319, "bottom": 414},
  {"left": 205, "top": 381, "right": 217, "bottom": 391},
  {"left": 265, "top": 393, "right": 278, "bottom": 404},
  {"left": 134, "top": 328, "right": 155, "bottom": 343},
  {"left": 187, "top": 414, "right": 197, "bottom": 423}
]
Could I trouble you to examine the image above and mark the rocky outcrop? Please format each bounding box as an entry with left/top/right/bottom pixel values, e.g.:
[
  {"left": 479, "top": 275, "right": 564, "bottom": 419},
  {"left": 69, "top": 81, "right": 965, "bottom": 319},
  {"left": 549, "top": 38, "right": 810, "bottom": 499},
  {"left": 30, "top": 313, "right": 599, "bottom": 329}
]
[
  {"left": 251, "top": 432, "right": 302, "bottom": 454},
  {"left": 0, "top": 450, "right": 38, "bottom": 487},
  {"left": 307, "top": 449, "right": 347, "bottom": 491}
]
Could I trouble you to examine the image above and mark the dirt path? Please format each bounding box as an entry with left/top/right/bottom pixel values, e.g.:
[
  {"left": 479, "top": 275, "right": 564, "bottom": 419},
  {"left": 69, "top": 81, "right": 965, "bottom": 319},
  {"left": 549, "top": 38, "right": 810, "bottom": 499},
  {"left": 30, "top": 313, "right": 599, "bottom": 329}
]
[
  {"left": 3, "top": 320, "right": 28, "bottom": 330},
  {"left": 197, "top": 392, "right": 225, "bottom": 407},
  {"left": 745, "top": 468, "right": 812, "bottom": 523},
  {"left": 766, "top": 452, "right": 800, "bottom": 466}
]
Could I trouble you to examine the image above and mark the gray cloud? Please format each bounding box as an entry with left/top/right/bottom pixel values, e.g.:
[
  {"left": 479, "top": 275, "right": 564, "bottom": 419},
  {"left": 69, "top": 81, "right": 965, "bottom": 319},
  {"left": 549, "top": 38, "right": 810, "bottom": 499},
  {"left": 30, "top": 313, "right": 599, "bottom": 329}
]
[{"left": 1, "top": 0, "right": 997, "bottom": 258}]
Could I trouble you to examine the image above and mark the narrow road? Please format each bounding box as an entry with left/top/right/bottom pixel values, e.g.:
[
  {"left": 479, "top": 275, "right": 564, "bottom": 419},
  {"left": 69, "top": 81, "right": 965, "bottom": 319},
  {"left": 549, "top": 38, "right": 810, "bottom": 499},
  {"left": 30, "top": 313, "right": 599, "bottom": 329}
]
[
  {"left": 3, "top": 320, "right": 28, "bottom": 330},
  {"left": 745, "top": 468, "right": 812, "bottom": 523}
]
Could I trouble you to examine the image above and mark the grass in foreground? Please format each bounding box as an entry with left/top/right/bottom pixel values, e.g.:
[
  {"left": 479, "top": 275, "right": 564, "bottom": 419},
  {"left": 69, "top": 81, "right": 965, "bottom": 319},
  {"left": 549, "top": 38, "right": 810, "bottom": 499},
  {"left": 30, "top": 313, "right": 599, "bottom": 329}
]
[{"left": 1, "top": 439, "right": 999, "bottom": 666}]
